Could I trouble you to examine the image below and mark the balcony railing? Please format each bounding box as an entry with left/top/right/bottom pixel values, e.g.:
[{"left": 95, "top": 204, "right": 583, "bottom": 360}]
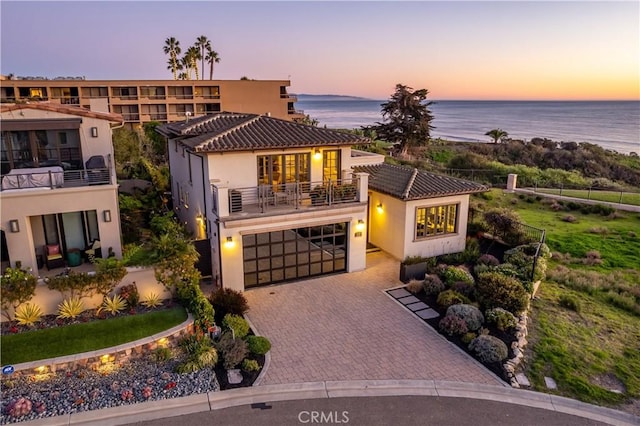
[
  {"left": 1, "top": 167, "right": 111, "bottom": 191},
  {"left": 288, "top": 109, "right": 304, "bottom": 115},
  {"left": 225, "top": 177, "right": 361, "bottom": 216}
]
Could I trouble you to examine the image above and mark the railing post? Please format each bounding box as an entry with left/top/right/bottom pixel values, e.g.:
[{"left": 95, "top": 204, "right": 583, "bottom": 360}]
[
  {"left": 328, "top": 179, "right": 332, "bottom": 206},
  {"left": 48, "top": 170, "right": 54, "bottom": 189}
]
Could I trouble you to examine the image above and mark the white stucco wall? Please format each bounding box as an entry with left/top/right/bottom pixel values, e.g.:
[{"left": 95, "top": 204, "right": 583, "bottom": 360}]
[
  {"left": 219, "top": 204, "right": 368, "bottom": 292},
  {"left": 1, "top": 267, "right": 171, "bottom": 321},
  {"left": 368, "top": 191, "right": 470, "bottom": 261},
  {"left": 1, "top": 185, "right": 122, "bottom": 276}
]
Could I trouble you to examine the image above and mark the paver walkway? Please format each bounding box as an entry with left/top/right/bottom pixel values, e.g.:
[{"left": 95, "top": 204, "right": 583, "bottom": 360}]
[{"left": 244, "top": 251, "right": 503, "bottom": 386}]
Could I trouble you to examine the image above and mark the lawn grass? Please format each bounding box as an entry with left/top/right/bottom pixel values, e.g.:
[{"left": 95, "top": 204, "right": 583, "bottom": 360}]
[
  {"left": 474, "top": 189, "right": 640, "bottom": 409},
  {"left": 535, "top": 188, "right": 640, "bottom": 206},
  {"left": 1, "top": 306, "right": 187, "bottom": 365}
]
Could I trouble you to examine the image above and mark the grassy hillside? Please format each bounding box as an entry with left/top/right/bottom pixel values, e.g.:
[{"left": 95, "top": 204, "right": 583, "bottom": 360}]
[{"left": 472, "top": 190, "right": 640, "bottom": 412}]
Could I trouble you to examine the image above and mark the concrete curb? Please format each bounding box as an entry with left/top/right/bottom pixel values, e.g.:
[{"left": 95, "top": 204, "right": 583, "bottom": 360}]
[{"left": 14, "top": 380, "right": 638, "bottom": 426}]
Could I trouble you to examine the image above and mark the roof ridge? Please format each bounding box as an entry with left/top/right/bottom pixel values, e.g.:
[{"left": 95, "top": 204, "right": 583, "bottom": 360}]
[
  {"left": 196, "top": 114, "right": 261, "bottom": 150},
  {"left": 402, "top": 168, "right": 419, "bottom": 199}
]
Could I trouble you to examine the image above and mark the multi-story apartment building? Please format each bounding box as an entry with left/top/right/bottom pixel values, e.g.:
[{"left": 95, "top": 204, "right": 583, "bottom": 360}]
[{"left": 0, "top": 76, "right": 304, "bottom": 128}]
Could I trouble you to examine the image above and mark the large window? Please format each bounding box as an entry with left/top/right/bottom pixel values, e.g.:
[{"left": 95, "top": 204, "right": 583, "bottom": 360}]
[
  {"left": 1, "top": 129, "right": 82, "bottom": 174},
  {"left": 257, "top": 153, "right": 310, "bottom": 187},
  {"left": 415, "top": 204, "right": 458, "bottom": 239},
  {"left": 323, "top": 150, "right": 340, "bottom": 183}
]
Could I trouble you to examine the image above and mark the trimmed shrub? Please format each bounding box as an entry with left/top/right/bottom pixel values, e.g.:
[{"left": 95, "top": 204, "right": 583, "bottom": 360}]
[
  {"left": 446, "top": 304, "right": 484, "bottom": 331},
  {"left": 450, "top": 281, "right": 475, "bottom": 299},
  {"left": 485, "top": 308, "right": 518, "bottom": 331},
  {"left": 461, "top": 332, "right": 477, "bottom": 345},
  {"left": 222, "top": 314, "right": 250, "bottom": 339},
  {"left": 442, "top": 266, "right": 475, "bottom": 286},
  {"left": 437, "top": 290, "right": 470, "bottom": 309},
  {"left": 469, "top": 335, "right": 509, "bottom": 364},
  {"left": 439, "top": 314, "right": 468, "bottom": 336},
  {"left": 559, "top": 295, "right": 582, "bottom": 313},
  {"left": 423, "top": 275, "right": 445, "bottom": 296},
  {"left": 214, "top": 331, "right": 249, "bottom": 370},
  {"left": 476, "top": 272, "right": 529, "bottom": 315},
  {"left": 241, "top": 359, "right": 260, "bottom": 372},
  {"left": 209, "top": 288, "right": 249, "bottom": 324},
  {"left": 246, "top": 335, "right": 271, "bottom": 355},
  {"left": 477, "top": 254, "right": 500, "bottom": 267}
]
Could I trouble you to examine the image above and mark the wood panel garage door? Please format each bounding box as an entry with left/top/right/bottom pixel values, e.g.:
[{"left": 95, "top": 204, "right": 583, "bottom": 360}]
[{"left": 243, "top": 222, "right": 347, "bottom": 287}]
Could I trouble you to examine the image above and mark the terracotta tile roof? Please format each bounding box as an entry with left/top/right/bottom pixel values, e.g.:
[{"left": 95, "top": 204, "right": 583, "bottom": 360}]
[
  {"left": 0, "top": 102, "right": 123, "bottom": 122},
  {"left": 354, "top": 163, "right": 488, "bottom": 200},
  {"left": 156, "top": 112, "right": 369, "bottom": 152}
]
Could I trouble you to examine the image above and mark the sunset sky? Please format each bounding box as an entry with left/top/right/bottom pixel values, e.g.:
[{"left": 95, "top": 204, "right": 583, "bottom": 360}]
[{"left": 1, "top": 1, "right": 638, "bottom": 100}]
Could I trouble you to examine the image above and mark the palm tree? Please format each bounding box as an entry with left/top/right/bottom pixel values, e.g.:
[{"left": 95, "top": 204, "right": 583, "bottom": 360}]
[
  {"left": 195, "top": 36, "right": 211, "bottom": 80},
  {"left": 205, "top": 46, "right": 221, "bottom": 80},
  {"left": 166, "top": 59, "right": 183, "bottom": 80},
  {"left": 163, "top": 37, "right": 182, "bottom": 80},
  {"left": 485, "top": 129, "right": 509, "bottom": 144},
  {"left": 184, "top": 46, "right": 200, "bottom": 81}
]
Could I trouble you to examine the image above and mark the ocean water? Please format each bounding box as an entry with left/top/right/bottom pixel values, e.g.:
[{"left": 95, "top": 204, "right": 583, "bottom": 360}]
[{"left": 295, "top": 98, "right": 640, "bottom": 155}]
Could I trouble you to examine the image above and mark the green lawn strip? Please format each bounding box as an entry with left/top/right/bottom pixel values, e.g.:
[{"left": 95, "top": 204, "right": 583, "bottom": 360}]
[
  {"left": 1, "top": 306, "right": 187, "bottom": 365},
  {"left": 527, "top": 281, "right": 640, "bottom": 405},
  {"left": 535, "top": 189, "right": 640, "bottom": 206}
]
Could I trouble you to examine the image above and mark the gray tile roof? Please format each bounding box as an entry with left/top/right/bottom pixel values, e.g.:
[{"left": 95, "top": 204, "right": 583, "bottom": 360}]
[
  {"left": 354, "top": 163, "right": 488, "bottom": 200},
  {"left": 156, "top": 112, "right": 368, "bottom": 152}
]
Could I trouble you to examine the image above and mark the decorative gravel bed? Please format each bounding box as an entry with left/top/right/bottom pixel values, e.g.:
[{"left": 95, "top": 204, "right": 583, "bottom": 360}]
[{"left": 1, "top": 356, "right": 219, "bottom": 424}]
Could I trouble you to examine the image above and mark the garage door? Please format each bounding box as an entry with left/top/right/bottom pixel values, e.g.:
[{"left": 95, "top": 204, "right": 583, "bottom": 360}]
[{"left": 243, "top": 222, "right": 348, "bottom": 287}]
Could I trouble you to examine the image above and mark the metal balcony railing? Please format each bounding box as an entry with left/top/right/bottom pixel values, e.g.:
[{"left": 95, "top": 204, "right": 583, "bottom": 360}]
[
  {"left": 225, "top": 177, "right": 360, "bottom": 216},
  {"left": 1, "top": 167, "right": 112, "bottom": 191}
]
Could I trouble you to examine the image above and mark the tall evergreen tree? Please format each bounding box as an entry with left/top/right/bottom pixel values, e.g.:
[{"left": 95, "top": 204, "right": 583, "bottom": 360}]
[{"left": 371, "top": 84, "right": 435, "bottom": 157}]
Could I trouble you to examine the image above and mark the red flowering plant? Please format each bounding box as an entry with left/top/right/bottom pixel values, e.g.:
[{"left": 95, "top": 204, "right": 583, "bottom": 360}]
[{"left": 118, "top": 283, "right": 139, "bottom": 309}]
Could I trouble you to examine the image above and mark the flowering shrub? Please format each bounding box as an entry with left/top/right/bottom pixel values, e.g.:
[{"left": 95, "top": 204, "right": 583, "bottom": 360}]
[
  {"left": 6, "top": 397, "right": 32, "bottom": 418},
  {"left": 423, "top": 275, "right": 445, "bottom": 296},
  {"left": 484, "top": 308, "right": 518, "bottom": 331},
  {"left": 439, "top": 314, "right": 468, "bottom": 336},
  {"left": 142, "top": 386, "right": 153, "bottom": 399},
  {"left": 445, "top": 304, "right": 484, "bottom": 331},
  {"left": 468, "top": 335, "right": 508, "bottom": 364},
  {"left": 118, "top": 283, "right": 140, "bottom": 308},
  {"left": 120, "top": 389, "right": 133, "bottom": 401}
]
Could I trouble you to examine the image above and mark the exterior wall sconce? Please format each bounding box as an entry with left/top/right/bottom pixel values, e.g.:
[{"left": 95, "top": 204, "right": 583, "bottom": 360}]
[
  {"left": 314, "top": 148, "right": 322, "bottom": 160},
  {"left": 224, "top": 236, "right": 235, "bottom": 248},
  {"left": 9, "top": 220, "right": 20, "bottom": 233},
  {"left": 356, "top": 219, "right": 365, "bottom": 231},
  {"left": 91, "top": 127, "right": 98, "bottom": 138},
  {"left": 103, "top": 210, "right": 112, "bottom": 222},
  {"left": 376, "top": 203, "right": 383, "bottom": 213}
]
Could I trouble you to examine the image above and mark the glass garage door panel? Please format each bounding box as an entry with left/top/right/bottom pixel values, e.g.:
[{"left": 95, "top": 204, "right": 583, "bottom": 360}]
[{"left": 243, "top": 222, "right": 348, "bottom": 287}]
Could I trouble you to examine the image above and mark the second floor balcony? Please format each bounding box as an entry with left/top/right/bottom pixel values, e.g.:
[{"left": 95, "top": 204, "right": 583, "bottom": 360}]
[{"left": 214, "top": 175, "right": 368, "bottom": 219}]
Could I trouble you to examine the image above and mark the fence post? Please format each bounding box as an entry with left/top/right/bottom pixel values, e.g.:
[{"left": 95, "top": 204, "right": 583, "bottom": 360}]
[
  {"left": 619, "top": 191, "right": 623, "bottom": 204},
  {"left": 588, "top": 186, "right": 592, "bottom": 200},
  {"left": 559, "top": 183, "right": 563, "bottom": 197}
]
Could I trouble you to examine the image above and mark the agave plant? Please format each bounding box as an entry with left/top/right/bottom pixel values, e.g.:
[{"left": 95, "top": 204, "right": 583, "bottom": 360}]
[
  {"left": 57, "top": 297, "right": 84, "bottom": 319},
  {"left": 142, "top": 292, "right": 163, "bottom": 308},
  {"left": 15, "top": 303, "right": 43, "bottom": 326},
  {"left": 101, "top": 294, "right": 127, "bottom": 316}
]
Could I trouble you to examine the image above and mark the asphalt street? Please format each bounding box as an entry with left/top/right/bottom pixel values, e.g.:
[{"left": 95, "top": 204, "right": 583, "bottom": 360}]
[{"left": 128, "top": 395, "right": 609, "bottom": 426}]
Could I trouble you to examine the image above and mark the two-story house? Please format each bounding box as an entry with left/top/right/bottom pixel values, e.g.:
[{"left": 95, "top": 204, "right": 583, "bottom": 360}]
[
  {"left": 1, "top": 103, "right": 123, "bottom": 277},
  {"left": 159, "top": 112, "right": 487, "bottom": 292}
]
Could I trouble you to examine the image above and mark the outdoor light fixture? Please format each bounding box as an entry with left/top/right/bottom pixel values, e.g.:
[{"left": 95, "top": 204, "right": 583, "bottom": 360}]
[
  {"left": 314, "top": 148, "right": 322, "bottom": 160},
  {"left": 9, "top": 220, "right": 19, "bottom": 233},
  {"left": 90, "top": 127, "right": 98, "bottom": 138},
  {"left": 376, "top": 203, "right": 383, "bottom": 213},
  {"left": 224, "top": 236, "right": 235, "bottom": 248},
  {"left": 103, "top": 210, "right": 112, "bottom": 222},
  {"left": 356, "top": 219, "right": 365, "bottom": 231}
]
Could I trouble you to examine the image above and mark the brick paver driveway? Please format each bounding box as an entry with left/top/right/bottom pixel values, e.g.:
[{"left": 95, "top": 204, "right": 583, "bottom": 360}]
[{"left": 244, "top": 251, "right": 503, "bottom": 386}]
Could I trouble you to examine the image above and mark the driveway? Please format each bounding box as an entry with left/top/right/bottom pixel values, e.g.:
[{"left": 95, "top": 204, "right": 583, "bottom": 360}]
[{"left": 244, "top": 251, "right": 503, "bottom": 386}]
